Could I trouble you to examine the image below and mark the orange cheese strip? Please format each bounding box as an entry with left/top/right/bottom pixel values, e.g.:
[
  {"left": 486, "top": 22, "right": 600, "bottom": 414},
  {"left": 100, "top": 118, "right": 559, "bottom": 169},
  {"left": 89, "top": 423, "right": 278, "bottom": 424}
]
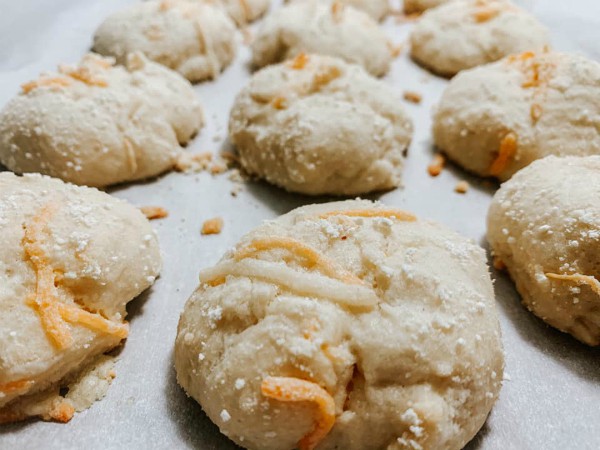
[
  {"left": 289, "top": 53, "right": 310, "bottom": 70},
  {"left": 489, "top": 132, "right": 517, "bottom": 176},
  {"left": 319, "top": 209, "right": 417, "bottom": 222},
  {"left": 58, "top": 304, "right": 129, "bottom": 340},
  {"left": 0, "top": 380, "right": 34, "bottom": 395},
  {"left": 546, "top": 273, "right": 600, "bottom": 296},
  {"left": 261, "top": 377, "right": 336, "bottom": 450},
  {"left": 235, "top": 237, "right": 364, "bottom": 285},
  {"left": 21, "top": 77, "right": 72, "bottom": 94}
]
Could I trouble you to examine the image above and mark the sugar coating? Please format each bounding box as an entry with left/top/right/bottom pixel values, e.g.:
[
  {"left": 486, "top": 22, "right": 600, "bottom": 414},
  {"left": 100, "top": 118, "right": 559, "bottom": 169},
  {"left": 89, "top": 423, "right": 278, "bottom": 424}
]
[
  {"left": 0, "top": 173, "right": 161, "bottom": 416},
  {"left": 434, "top": 51, "right": 600, "bottom": 180},
  {"left": 488, "top": 156, "right": 600, "bottom": 346},
  {"left": 93, "top": 1, "right": 237, "bottom": 82},
  {"left": 286, "top": 0, "right": 390, "bottom": 21},
  {"left": 229, "top": 54, "right": 413, "bottom": 196},
  {"left": 410, "top": 0, "right": 549, "bottom": 77},
  {"left": 251, "top": 0, "right": 392, "bottom": 77},
  {"left": 0, "top": 53, "right": 204, "bottom": 187},
  {"left": 175, "top": 200, "right": 504, "bottom": 450}
]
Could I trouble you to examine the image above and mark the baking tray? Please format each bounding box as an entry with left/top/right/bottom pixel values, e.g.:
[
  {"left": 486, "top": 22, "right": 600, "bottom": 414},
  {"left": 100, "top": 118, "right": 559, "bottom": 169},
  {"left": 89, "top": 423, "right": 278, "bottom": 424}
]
[{"left": 0, "top": 0, "right": 598, "bottom": 449}]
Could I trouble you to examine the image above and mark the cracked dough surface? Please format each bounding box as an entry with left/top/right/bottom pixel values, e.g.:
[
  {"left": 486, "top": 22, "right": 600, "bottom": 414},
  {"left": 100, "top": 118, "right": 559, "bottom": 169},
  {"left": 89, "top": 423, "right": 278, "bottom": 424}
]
[
  {"left": 175, "top": 199, "right": 504, "bottom": 450},
  {"left": 0, "top": 172, "right": 161, "bottom": 421},
  {"left": 433, "top": 51, "right": 600, "bottom": 180},
  {"left": 410, "top": 0, "right": 549, "bottom": 77},
  {"left": 488, "top": 156, "right": 600, "bottom": 346},
  {"left": 229, "top": 54, "right": 413, "bottom": 196},
  {"left": 0, "top": 53, "right": 203, "bottom": 187},
  {"left": 93, "top": 0, "right": 237, "bottom": 82},
  {"left": 251, "top": 1, "right": 392, "bottom": 77},
  {"left": 286, "top": 0, "right": 390, "bottom": 21},
  {"left": 404, "top": 0, "right": 450, "bottom": 13}
]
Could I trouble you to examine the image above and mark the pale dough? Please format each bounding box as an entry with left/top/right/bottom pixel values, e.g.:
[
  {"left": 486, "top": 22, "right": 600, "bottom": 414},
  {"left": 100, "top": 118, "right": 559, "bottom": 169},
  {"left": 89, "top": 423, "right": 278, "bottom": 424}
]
[
  {"left": 175, "top": 200, "right": 504, "bottom": 450},
  {"left": 93, "top": 0, "right": 237, "bottom": 82},
  {"left": 488, "top": 156, "right": 600, "bottom": 347},
  {"left": 433, "top": 51, "right": 600, "bottom": 180},
  {"left": 410, "top": 0, "right": 549, "bottom": 77},
  {"left": 0, "top": 53, "right": 204, "bottom": 187},
  {"left": 251, "top": 1, "right": 393, "bottom": 77},
  {"left": 0, "top": 172, "right": 161, "bottom": 422},
  {"left": 229, "top": 54, "right": 413, "bottom": 196},
  {"left": 287, "top": 0, "right": 390, "bottom": 21}
]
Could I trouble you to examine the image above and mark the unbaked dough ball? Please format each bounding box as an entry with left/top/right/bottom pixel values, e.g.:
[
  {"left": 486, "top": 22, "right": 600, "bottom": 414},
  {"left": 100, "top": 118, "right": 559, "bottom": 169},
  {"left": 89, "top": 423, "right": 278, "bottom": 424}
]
[
  {"left": 433, "top": 51, "right": 600, "bottom": 180},
  {"left": 0, "top": 172, "right": 161, "bottom": 422},
  {"left": 488, "top": 156, "right": 600, "bottom": 346},
  {"left": 200, "top": 0, "right": 271, "bottom": 26},
  {"left": 404, "top": 0, "right": 450, "bottom": 14},
  {"left": 410, "top": 0, "right": 549, "bottom": 77},
  {"left": 0, "top": 53, "right": 204, "bottom": 187},
  {"left": 175, "top": 200, "right": 504, "bottom": 450},
  {"left": 251, "top": 1, "right": 393, "bottom": 77},
  {"left": 93, "top": 0, "right": 237, "bottom": 82},
  {"left": 287, "top": 0, "right": 390, "bottom": 21},
  {"left": 229, "top": 54, "right": 413, "bottom": 196}
]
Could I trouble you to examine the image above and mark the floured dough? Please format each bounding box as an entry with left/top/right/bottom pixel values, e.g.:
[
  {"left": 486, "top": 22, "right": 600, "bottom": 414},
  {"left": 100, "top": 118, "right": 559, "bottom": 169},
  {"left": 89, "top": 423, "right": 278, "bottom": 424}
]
[
  {"left": 200, "top": 0, "right": 271, "bottom": 26},
  {"left": 0, "top": 53, "right": 204, "bottom": 187},
  {"left": 410, "top": 0, "right": 549, "bottom": 77},
  {"left": 251, "top": 1, "right": 393, "bottom": 76},
  {"left": 175, "top": 200, "right": 504, "bottom": 450},
  {"left": 287, "top": 0, "right": 390, "bottom": 21},
  {"left": 93, "top": 0, "right": 237, "bottom": 82},
  {"left": 0, "top": 173, "right": 161, "bottom": 422},
  {"left": 404, "top": 0, "right": 450, "bottom": 14},
  {"left": 488, "top": 156, "right": 600, "bottom": 346},
  {"left": 433, "top": 51, "right": 600, "bottom": 180},
  {"left": 229, "top": 54, "right": 413, "bottom": 196}
]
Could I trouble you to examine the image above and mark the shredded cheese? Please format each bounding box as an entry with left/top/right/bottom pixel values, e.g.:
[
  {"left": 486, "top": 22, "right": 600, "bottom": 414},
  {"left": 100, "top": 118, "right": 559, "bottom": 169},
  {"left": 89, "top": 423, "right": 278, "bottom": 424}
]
[
  {"left": 234, "top": 237, "right": 363, "bottom": 285},
  {"left": 140, "top": 206, "right": 169, "bottom": 220},
  {"left": 201, "top": 217, "right": 224, "bottom": 235},
  {"left": 545, "top": 273, "right": 600, "bottom": 296},
  {"left": 319, "top": 209, "right": 417, "bottom": 222},
  {"left": 21, "top": 77, "right": 72, "bottom": 94},
  {"left": 489, "top": 132, "right": 517, "bottom": 176},
  {"left": 331, "top": 1, "right": 344, "bottom": 22},
  {"left": 199, "top": 259, "right": 378, "bottom": 307},
  {"left": 271, "top": 96, "right": 288, "bottom": 110},
  {"left": 312, "top": 66, "right": 342, "bottom": 91},
  {"left": 473, "top": 4, "right": 502, "bottom": 22},
  {"left": 0, "top": 380, "right": 34, "bottom": 395},
  {"left": 23, "top": 203, "right": 130, "bottom": 350},
  {"left": 261, "top": 377, "right": 336, "bottom": 450},
  {"left": 427, "top": 154, "right": 445, "bottom": 177},
  {"left": 289, "top": 53, "right": 310, "bottom": 70},
  {"left": 59, "top": 65, "right": 108, "bottom": 88}
]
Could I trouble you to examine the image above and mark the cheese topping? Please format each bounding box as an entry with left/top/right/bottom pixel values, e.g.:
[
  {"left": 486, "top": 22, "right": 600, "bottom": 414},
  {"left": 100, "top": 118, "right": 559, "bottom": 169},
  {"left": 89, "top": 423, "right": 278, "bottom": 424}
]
[
  {"left": 261, "top": 376, "right": 336, "bottom": 450},
  {"left": 289, "top": 53, "right": 310, "bottom": 70},
  {"left": 319, "top": 209, "right": 417, "bottom": 222},
  {"left": 546, "top": 273, "right": 600, "bottom": 296},
  {"left": 489, "top": 132, "right": 517, "bottom": 176},
  {"left": 23, "top": 203, "right": 129, "bottom": 350},
  {"left": 235, "top": 237, "right": 364, "bottom": 285}
]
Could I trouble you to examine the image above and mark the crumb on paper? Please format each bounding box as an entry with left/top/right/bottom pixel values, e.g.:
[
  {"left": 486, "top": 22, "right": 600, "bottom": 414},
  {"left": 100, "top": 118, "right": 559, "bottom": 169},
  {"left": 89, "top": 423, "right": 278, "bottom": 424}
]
[
  {"left": 210, "top": 163, "right": 227, "bottom": 175},
  {"left": 403, "top": 90, "right": 422, "bottom": 104},
  {"left": 175, "top": 151, "right": 213, "bottom": 173},
  {"left": 427, "top": 154, "right": 445, "bottom": 177},
  {"left": 140, "top": 206, "right": 168, "bottom": 220},
  {"left": 454, "top": 180, "right": 470, "bottom": 194},
  {"left": 202, "top": 217, "right": 224, "bottom": 235}
]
